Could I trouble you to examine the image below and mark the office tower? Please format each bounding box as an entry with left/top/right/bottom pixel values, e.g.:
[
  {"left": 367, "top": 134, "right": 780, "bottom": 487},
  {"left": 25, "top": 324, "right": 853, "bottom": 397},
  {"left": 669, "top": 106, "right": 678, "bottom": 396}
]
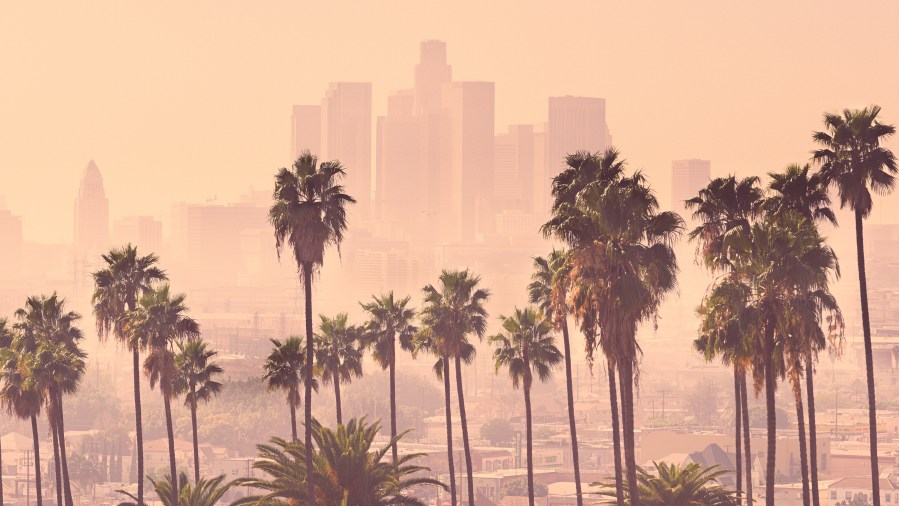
[
  {"left": 533, "top": 128, "right": 547, "bottom": 213},
  {"left": 290, "top": 105, "right": 321, "bottom": 159},
  {"left": 0, "top": 203, "right": 23, "bottom": 278},
  {"left": 321, "top": 82, "right": 373, "bottom": 217},
  {"left": 414, "top": 40, "right": 452, "bottom": 115},
  {"left": 112, "top": 216, "right": 163, "bottom": 254},
  {"left": 671, "top": 159, "right": 711, "bottom": 211},
  {"left": 440, "top": 81, "right": 495, "bottom": 243},
  {"left": 494, "top": 124, "right": 536, "bottom": 213},
  {"left": 545, "top": 96, "right": 612, "bottom": 181},
  {"left": 376, "top": 90, "right": 424, "bottom": 223},
  {"left": 74, "top": 159, "right": 110, "bottom": 256}
]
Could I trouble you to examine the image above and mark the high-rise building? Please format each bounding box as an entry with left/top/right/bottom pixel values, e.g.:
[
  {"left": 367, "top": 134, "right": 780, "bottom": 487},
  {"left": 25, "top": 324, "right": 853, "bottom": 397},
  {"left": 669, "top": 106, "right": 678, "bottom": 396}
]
[
  {"left": 290, "top": 105, "right": 321, "bottom": 159},
  {"left": 414, "top": 40, "right": 452, "bottom": 115},
  {"left": 74, "top": 160, "right": 110, "bottom": 256},
  {"left": 0, "top": 204, "right": 23, "bottom": 279},
  {"left": 112, "top": 216, "right": 163, "bottom": 254},
  {"left": 321, "top": 82, "right": 373, "bottom": 217},
  {"left": 441, "top": 81, "right": 495, "bottom": 242},
  {"left": 376, "top": 90, "right": 424, "bottom": 223},
  {"left": 494, "top": 124, "right": 536, "bottom": 213},
  {"left": 671, "top": 159, "right": 711, "bottom": 211},
  {"left": 545, "top": 96, "right": 612, "bottom": 180}
]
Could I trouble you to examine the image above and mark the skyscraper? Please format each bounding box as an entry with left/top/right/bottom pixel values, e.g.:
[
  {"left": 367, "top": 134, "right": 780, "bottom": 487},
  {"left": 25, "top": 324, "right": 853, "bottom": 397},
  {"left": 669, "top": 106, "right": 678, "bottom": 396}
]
[
  {"left": 545, "top": 96, "right": 612, "bottom": 178},
  {"left": 376, "top": 90, "right": 423, "bottom": 223},
  {"left": 321, "top": 82, "right": 373, "bottom": 216},
  {"left": 671, "top": 159, "right": 711, "bottom": 211},
  {"left": 441, "top": 81, "right": 495, "bottom": 242},
  {"left": 74, "top": 159, "right": 110, "bottom": 256},
  {"left": 494, "top": 124, "right": 536, "bottom": 213},
  {"left": 290, "top": 105, "right": 321, "bottom": 159},
  {"left": 112, "top": 216, "right": 163, "bottom": 254},
  {"left": 414, "top": 40, "right": 452, "bottom": 115}
]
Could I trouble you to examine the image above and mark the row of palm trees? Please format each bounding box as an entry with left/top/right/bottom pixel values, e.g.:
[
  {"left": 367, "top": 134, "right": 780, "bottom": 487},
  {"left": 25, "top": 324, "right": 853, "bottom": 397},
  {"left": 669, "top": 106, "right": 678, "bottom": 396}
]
[
  {"left": 688, "top": 106, "right": 896, "bottom": 506},
  {"left": 0, "top": 260, "right": 226, "bottom": 506}
]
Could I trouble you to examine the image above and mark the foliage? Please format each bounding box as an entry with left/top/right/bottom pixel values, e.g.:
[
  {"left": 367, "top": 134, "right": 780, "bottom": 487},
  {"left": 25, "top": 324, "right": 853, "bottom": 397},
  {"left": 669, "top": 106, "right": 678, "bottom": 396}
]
[
  {"left": 233, "top": 417, "right": 445, "bottom": 505},
  {"left": 593, "top": 462, "right": 738, "bottom": 505},
  {"left": 501, "top": 479, "right": 548, "bottom": 498},
  {"left": 480, "top": 418, "right": 514, "bottom": 446},
  {"left": 117, "top": 471, "right": 233, "bottom": 506}
]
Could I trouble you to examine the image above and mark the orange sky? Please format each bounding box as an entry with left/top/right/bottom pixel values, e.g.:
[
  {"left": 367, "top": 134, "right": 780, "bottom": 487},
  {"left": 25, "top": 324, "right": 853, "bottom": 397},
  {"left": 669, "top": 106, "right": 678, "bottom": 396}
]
[{"left": 2, "top": 1, "right": 898, "bottom": 242}]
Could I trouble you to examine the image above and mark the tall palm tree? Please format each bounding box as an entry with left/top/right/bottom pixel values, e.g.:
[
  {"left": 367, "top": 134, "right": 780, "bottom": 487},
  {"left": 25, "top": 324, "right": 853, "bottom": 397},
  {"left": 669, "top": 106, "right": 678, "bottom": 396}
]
[
  {"left": 593, "top": 462, "right": 738, "bottom": 506},
  {"left": 174, "top": 338, "right": 224, "bottom": 483},
  {"left": 543, "top": 149, "right": 628, "bottom": 504},
  {"left": 490, "top": 307, "right": 563, "bottom": 506},
  {"left": 528, "top": 250, "right": 584, "bottom": 505},
  {"left": 686, "top": 175, "right": 764, "bottom": 505},
  {"left": 548, "top": 161, "right": 682, "bottom": 504},
  {"left": 0, "top": 344, "right": 44, "bottom": 506},
  {"left": 0, "top": 318, "right": 12, "bottom": 506},
  {"left": 314, "top": 313, "right": 364, "bottom": 425},
  {"left": 360, "top": 292, "right": 417, "bottom": 463},
  {"left": 263, "top": 337, "right": 313, "bottom": 442},
  {"left": 234, "top": 417, "right": 445, "bottom": 505},
  {"left": 813, "top": 106, "right": 897, "bottom": 506},
  {"left": 93, "top": 244, "right": 167, "bottom": 506},
  {"left": 15, "top": 294, "right": 86, "bottom": 506},
  {"left": 126, "top": 284, "right": 200, "bottom": 506},
  {"left": 270, "top": 151, "right": 355, "bottom": 506},
  {"left": 421, "top": 269, "right": 490, "bottom": 506},
  {"left": 765, "top": 164, "right": 839, "bottom": 506}
]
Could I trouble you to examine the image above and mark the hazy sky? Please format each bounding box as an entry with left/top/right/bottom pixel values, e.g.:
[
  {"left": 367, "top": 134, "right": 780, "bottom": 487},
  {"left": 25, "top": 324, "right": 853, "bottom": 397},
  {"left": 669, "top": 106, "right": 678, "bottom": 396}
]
[{"left": 2, "top": 1, "right": 898, "bottom": 242}]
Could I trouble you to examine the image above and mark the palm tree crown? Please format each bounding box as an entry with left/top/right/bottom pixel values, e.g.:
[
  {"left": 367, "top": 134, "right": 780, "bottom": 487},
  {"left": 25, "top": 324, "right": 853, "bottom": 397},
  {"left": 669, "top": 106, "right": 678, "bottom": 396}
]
[
  {"left": 174, "top": 339, "right": 224, "bottom": 409},
  {"left": 92, "top": 245, "right": 167, "bottom": 344},
  {"left": 594, "top": 462, "right": 738, "bottom": 506},
  {"left": 361, "top": 292, "right": 418, "bottom": 369},
  {"left": 490, "top": 308, "right": 562, "bottom": 390},
  {"left": 314, "top": 313, "right": 364, "bottom": 388}
]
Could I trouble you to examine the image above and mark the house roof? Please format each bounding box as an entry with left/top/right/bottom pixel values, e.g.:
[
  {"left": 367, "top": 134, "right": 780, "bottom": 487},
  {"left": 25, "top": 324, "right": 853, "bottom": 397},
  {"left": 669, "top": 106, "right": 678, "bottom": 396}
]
[{"left": 829, "top": 476, "right": 898, "bottom": 491}]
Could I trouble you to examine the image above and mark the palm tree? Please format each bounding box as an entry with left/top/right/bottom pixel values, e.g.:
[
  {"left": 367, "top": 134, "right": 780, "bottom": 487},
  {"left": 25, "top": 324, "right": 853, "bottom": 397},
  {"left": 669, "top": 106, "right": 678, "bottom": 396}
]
[
  {"left": 0, "top": 318, "right": 12, "bottom": 506},
  {"left": 314, "top": 313, "right": 364, "bottom": 425},
  {"left": 529, "top": 249, "right": 584, "bottom": 505},
  {"left": 686, "top": 175, "right": 764, "bottom": 504},
  {"left": 360, "top": 292, "right": 417, "bottom": 463},
  {"left": 126, "top": 284, "right": 200, "bottom": 506},
  {"left": 765, "top": 163, "right": 839, "bottom": 506},
  {"left": 812, "top": 106, "right": 896, "bottom": 506},
  {"left": 490, "top": 307, "right": 563, "bottom": 506},
  {"left": 547, "top": 160, "right": 682, "bottom": 504},
  {"left": 270, "top": 151, "right": 355, "bottom": 506},
  {"left": 421, "top": 269, "right": 490, "bottom": 506},
  {"left": 174, "top": 338, "right": 224, "bottom": 483},
  {"left": 593, "top": 462, "right": 738, "bottom": 506},
  {"left": 542, "top": 149, "right": 629, "bottom": 504},
  {"left": 263, "top": 337, "right": 314, "bottom": 441},
  {"left": 234, "top": 417, "right": 445, "bottom": 505},
  {"left": 0, "top": 344, "right": 44, "bottom": 506},
  {"left": 93, "top": 244, "right": 167, "bottom": 506},
  {"left": 118, "top": 472, "right": 233, "bottom": 506},
  {"left": 15, "top": 294, "right": 86, "bottom": 506}
]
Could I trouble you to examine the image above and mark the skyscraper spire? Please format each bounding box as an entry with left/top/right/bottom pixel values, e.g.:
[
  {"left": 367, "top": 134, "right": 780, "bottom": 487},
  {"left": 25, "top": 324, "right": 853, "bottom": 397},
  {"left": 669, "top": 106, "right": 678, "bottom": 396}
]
[{"left": 74, "top": 159, "right": 110, "bottom": 256}]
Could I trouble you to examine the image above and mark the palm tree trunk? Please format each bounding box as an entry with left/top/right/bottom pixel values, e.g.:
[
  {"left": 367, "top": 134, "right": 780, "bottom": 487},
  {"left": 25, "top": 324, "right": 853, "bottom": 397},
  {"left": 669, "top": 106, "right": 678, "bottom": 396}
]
[
  {"left": 741, "top": 372, "right": 753, "bottom": 505},
  {"left": 289, "top": 398, "right": 298, "bottom": 442},
  {"left": 855, "top": 209, "right": 880, "bottom": 506},
  {"left": 163, "top": 393, "right": 178, "bottom": 506},
  {"left": 608, "top": 363, "right": 623, "bottom": 506},
  {"left": 561, "top": 320, "right": 583, "bottom": 506},
  {"left": 454, "top": 353, "right": 475, "bottom": 506},
  {"left": 51, "top": 411, "right": 62, "bottom": 506},
  {"left": 442, "top": 355, "right": 457, "bottom": 506},
  {"left": 56, "top": 392, "right": 74, "bottom": 506},
  {"left": 31, "top": 414, "right": 43, "bottom": 506},
  {"left": 191, "top": 395, "right": 200, "bottom": 484},
  {"left": 390, "top": 345, "right": 399, "bottom": 464},
  {"left": 132, "top": 347, "right": 145, "bottom": 506},
  {"left": 806, "top": 355, "right": 820, "bottom": 506},
  {"left": 764, "top": 321, "right": 776, "bottom": 506},
  {"left": 735, "top": 366, "right": 743, "bottom": 504},
  {"left": 302, "top": 262, "right": 316, "bottom": 506},
  {"left": 1, "top": 423, "right": 4, "bottom": 506},
  {"left": 524, "top": 381, "right": 535, "bottom": 506},
  {"left": 619, "top": 361, "right": 639, "bottom": 506},
  {"left": 792, "top": 375, "right": 810, "bottom": 506},
  {"left": 334, "top": 378, "right": 342, "bottom": 425}
]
